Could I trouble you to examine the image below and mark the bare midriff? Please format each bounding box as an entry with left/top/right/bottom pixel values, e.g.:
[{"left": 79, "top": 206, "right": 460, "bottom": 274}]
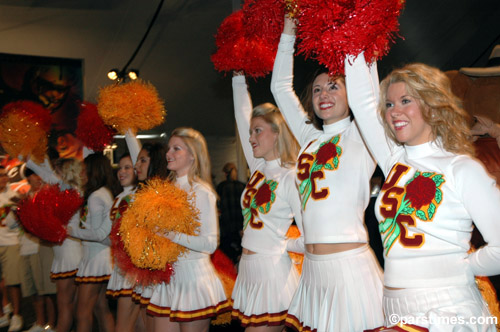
[
  {"left": 242, "top": 248, "right": 257, "bottom": 255},
  {"left": 305, "top": 242, "right": 364, "bottom": 255}
]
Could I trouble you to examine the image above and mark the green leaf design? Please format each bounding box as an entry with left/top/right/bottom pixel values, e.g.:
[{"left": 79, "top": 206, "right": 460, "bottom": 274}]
[
  {"left": 384, "top": 222, "right": 401, "bottom": 255},
  {"left": 333, "top": 157, "right": 339, "bottom": 169},
  {"left": 379, "top": 218, "right": 394, "bottom": 233},
  {"left": 332, "top": 136, "right": 339, "bottom": 145},
  {"left": 311, "top": 164, "right": 322, "bottom": 172},
  {"left": 324, "top": 163, "right": 333, "bottom": 170},
  {"left": 336, "top": 146, "right": 342, "bottom": 156},
  {"left": 301, "top": 189, "right": 312, "bottom": 210},
  {"left": 434, "top": 178, "right": 445, "bottom": 187},
  {"left": 432, "top": 174, "right": 443, "bottom": 183},
  {"left": 299, "top": 179, "right": 310, "bottom": 194},
  {"left": 422, "top": 172, "right": 433, "bottom": 177},
  {"left": 270, "top": 182, "right": 278, "bottom": 191},
  {"left": 416, "top": 209, "right": 427, "bottom": 221},
  {"left": 401, "top": 206, "right": 415, "bottom": 215},
  {"left": 435, "top": 188, "right": 443, "bottom": 204},
  {"left": 427, "top": 202, "right": 436, "bottom": 220}
]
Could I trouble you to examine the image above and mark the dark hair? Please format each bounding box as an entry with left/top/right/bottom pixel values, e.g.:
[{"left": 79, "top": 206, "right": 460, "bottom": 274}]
[
  {"left": 24, "top": 167, "right": 35, "bottom": 178},
  {"left": 84, "top": 153, "right": 121, "bottom": 199},
  {"left": 141, "top": 142, "right": 168, "bottom": 180},
  {"left": 300, "top": 68, "right": 350, "bottom": 130}
]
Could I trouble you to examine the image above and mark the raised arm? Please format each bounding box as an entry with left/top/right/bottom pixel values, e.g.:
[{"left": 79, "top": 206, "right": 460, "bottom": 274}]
[
  {"left": 26, "top": 158, "right": 65, "bottom": 187},
  {"left": 232, "top": 73, "right": 260, "bottom": 172},
  {"left": 69, "top": 189, "right": 113, "bottom": 243},
  {"left": 166, "top": 186, "right": 218, "bottom": 254},
  {"left": 344, "top": 53, "right": 396, "bottom": 175},
  {"left": 124, "top": 129, "right": 142, "bottom": 166},
  {"left": 271, "top": 17, "right": 317, "bottom": 146}
]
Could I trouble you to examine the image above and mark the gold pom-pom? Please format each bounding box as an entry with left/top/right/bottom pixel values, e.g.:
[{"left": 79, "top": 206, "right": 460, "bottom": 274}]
[
  {"left": 97, "top": 80, "right": 166, "bottom": 134},
  {"left": 286, "top": 225, "right": 304, "bottom": 274},
  {"left": 284, "top": 0, "right": 300, "bottom": 18},
  {"left": 0, "top": 102, "right": 51, "bottom": 163},
  {"left": 120, "top": 178, "right": 200, "bottom": 270}
]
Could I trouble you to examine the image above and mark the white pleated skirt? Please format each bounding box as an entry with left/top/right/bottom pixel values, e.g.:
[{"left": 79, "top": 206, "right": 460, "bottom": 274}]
[
  {"left": 75, "top": 243, "right": 112, "bottom": 283},
  {"left": 286, "top": 244, "right": 384, "bottom": 332},
  {"left": 132, "top": 284, "right": 154, "bottom": 307},
  {"left": 51, "top": 237, "right": 82, "bottom": 279},
  {"left": 146, "top": 256, "right": 230, "bottom": 321},
  {"left": 383, "top": 284, "right": 496, "bottom": 332},
  {"left": 231, "top": 252, "right": 299, "bottom": 327},
  {"left": 106, "top": 266, "right": 134, "bottom": 298}
]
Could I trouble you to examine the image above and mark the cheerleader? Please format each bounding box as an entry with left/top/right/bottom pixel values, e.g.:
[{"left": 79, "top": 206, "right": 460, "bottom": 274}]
[
  {"left": 129, "top": 142, "right": 169, "bottom": 331},
  {"left": 148, "top": 127, "right": 229, "bottom": 332},
  {"left": 345, "top": 54, "right": 499, "bottom": 331},
  {"left": 67, "top": 153, "right": 120, "bottom": 332},
  {"left": 231, "top": 72, "right": 304, "bottom": 331},
  {"left": 26, "top": 157, "right": 84, "bottom": 332},
  {"left": 269, "top": 17, "right": 384, "bottom": 331}
]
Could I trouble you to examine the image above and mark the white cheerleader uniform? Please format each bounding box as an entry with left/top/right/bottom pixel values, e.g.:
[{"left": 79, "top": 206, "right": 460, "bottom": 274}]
[
  {"left": 70, "top": 186, "right": 114, "bottom": 283},
  {"left": 106, "top": 186, "right": 136, "bottom": 297},
  {"left": 26, "top": 159, "right": 83, "bottom": 279},
  {"left": 231, "top": 75, "right": 304, "bottom": 327},
  {"left": 146, "top": 176, "right": 229, "bottom": 321},
  {"left": 270, "top": 33, "right": 384, "bottom": 332},
  {"left": 345, "top": 54, "right": 499, "bottom": 331}
]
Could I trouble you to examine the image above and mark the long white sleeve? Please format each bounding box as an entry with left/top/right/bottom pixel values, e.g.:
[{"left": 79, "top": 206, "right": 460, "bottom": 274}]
[
  {"left": 344, "top": 53, "right": 395, "bottom": 175},
  {"left": 168, "top": 183, "right": 218, "bottom": 255},
  {"left": 69, "top": 188, "right": 113, "bottom": 243},
  {"left": 271, "top": 33, "right": 318, "bottom": 146},
  {"left": 455, "top": 159, "right": 500, "bottom": 276},
  {"left": 232, "top": 75, "right": 260, "bottom": 172},
  {"left": 125, "top": 129, "right": 142, "bottom": 165},
  {"left": 285, "top": 173, "right": 305, "bottom": 253},
  {"left": 26, "top": 158, "right": 63, "bottom": 187}
]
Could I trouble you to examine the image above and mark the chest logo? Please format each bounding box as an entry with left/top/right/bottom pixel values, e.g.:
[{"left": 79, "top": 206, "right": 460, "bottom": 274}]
[
  {"left": 297, "top": 135, "right": 342, "bottom": 209},
  {"left": 242, "top": 171, "right": 278, "bottom": 230},
  {"left": 379, "top": 163, "right": 445, "bottom": 254}
]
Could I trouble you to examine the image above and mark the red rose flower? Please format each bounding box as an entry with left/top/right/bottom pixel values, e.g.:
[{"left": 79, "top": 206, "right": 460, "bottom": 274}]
[
  {"left": 254, "top": 183, "right": 272, "bottom": 206},
  {"left": 316, "top": 142, "right": 337, "bottom": 165},
  {"left": 405, "top": 175, "right": 436, "bottom": 209}
]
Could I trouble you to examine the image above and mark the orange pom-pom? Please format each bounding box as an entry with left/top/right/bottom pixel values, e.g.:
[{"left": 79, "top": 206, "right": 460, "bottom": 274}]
[
  {"left": 120, "top": 178, "right": 200, "bottom": 271},
  {"left": 0, "top": 101, "right": 51, "bottom": 163},
  {"left": 97, "top": 80, "right": 166, "bottom": 134}
]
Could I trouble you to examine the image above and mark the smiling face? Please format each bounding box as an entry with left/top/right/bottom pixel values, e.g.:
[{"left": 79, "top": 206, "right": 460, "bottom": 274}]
[
  {"left": 135, "top": 149, "right": 151, "bottom": 181},
  {"left": 249, "top": 116, "right": 279, "bottom": 161},
  {"left": 166, "top": 136, "right": 194, "bottom": 177},
  {"left": 312, "top": 73, "right": 349, "bottom": 125},
  {"left": 384, "top": 82, "right": 433, "bottom": 146},
  {"left": 117, "top": 156, "right": 135, "bottom": 187}
]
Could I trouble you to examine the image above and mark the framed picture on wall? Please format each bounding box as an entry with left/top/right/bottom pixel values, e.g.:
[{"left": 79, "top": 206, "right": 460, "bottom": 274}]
[{"left": 0, "top": 52, "right": 84, "bottom": 160}]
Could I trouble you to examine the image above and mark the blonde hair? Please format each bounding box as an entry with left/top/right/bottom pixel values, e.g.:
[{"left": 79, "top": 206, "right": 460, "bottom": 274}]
[
  {"left": 167, "top": 127, "right": 215, "bottom": 193},
  {"left": 379, "top": 63, "right": 474, "bottom": 156},
  {"left": 252, "top": 103, "right": 299, "bottom": 167},
  {"left": 57, "top": 158, "right": 84, "bottom": 190}
]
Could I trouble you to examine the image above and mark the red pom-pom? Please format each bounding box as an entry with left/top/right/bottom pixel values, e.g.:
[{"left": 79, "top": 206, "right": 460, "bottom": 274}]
[
  {"left": 210, "top": 249, "right": 237, "bottom": 280},
  {"left": 296, "top": 0, "right": 405, "bottom": 75},
  {"left": 211, "top": 5, "right": 283, "bottom": 78},
  {"left": 75, "top": 102, "right": 116, "bottom": 152},
  {"left": 110, "top": 220, "right": 174, "bottom": 286},
  {"left": 17, "top": 185, "right": 83, "bottom": 244}
]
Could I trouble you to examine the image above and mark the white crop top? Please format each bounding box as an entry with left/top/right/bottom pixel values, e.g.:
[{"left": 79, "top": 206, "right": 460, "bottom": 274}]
[
  {"left": 345, "top": 53, "right": 500, "bottom": 288},
  {"left": 270, "top": 34, "right": 376, "bottom": 245}
]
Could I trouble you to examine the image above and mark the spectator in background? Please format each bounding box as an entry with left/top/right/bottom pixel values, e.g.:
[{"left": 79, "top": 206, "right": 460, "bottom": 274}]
[{"left": 216, "top": 163, "right": 245, "bottom": 264}]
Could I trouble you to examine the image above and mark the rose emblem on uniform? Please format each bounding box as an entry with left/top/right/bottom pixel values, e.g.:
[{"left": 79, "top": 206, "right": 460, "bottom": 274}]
[
  {"left": 315, "top": 141, "right": 338, "bottom": 165},
  {"left": 405, "top": 174, "right": 437, "bottom": 209},
  {"left": 380, "top": 169, "right": 445, "bottom": 254},
  {"left": 298, "top": 135, "right": 342, "bottom": 209},
  {"left": 254, "top": 182, "right": 272, "bottom": 207}
]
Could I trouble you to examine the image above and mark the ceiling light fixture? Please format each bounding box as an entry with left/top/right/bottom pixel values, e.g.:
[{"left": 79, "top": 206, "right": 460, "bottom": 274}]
[{"left": 106, "top": 0, "right": 164, "bottom": 81}]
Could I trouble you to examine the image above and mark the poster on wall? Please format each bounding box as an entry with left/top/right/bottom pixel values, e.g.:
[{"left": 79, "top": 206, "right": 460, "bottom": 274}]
[{"left": 0, "top": 53, "right": 84, "bottom": 192}]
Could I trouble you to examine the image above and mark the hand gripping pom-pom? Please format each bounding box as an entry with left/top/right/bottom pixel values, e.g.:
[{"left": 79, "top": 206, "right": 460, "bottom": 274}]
[
  {"left": 0, "top": 101, "right": 51, "bottom": 163},
  {"left": 97, "top": 80, "right": 166, "bottom": 134},
  {"left": 75, "top": 102, "right": 116, "bottom": 151},
  {"left": 120, "top": 178, "right": 200, "bottom": 281},
  {"left": 17, "top": 185, "right": 83, "bottom": 244},
  {"left": 296, "top": 0, "right": 405, "bottom": 75}
]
